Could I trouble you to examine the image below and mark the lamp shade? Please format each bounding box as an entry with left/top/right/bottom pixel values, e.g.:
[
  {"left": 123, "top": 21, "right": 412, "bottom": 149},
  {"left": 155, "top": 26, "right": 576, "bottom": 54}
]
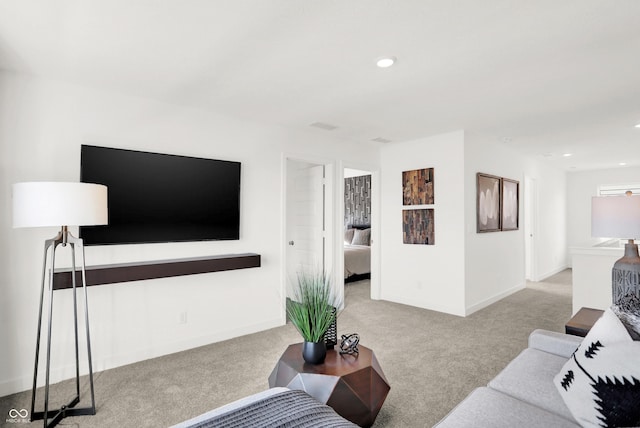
[
  {"left": 591, "top": 195, "right": 640, "bottom": 239},
  {"left": 13, "top": 182, "right": 108, "bottom": 228}
]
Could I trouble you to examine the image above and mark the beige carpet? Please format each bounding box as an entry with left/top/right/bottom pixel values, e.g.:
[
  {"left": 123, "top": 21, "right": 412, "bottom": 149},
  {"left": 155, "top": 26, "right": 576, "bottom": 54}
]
[{"left": 0, "top": 271, "right": 572, "bottom": 427}]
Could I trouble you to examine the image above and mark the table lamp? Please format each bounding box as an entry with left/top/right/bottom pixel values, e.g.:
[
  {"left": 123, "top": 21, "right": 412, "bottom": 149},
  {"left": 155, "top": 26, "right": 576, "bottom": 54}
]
[
  {"left": 591, "top": 191, "right": 640, "bottom": 306},
  {"left": 13, "top": 182, "right": 108, "bottom": 428}
]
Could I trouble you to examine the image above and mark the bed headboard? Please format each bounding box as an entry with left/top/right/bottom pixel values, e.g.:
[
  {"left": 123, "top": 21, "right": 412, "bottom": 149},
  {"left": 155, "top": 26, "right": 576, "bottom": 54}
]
[{"left": 348, "top": 224, "right": 370, "bottom": 230}]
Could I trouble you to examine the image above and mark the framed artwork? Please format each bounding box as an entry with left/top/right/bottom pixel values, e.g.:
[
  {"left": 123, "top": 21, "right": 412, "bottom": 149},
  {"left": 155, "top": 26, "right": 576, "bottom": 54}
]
[
  {"left": 402, "top": 168, "right": 434, "bottom": 205},
  {"left": 501, "top": 178, "right": 519, "bottom": 231},
  {"left": 402, "top": 209, "right": 434, "bottom": 245},
  {"left": 476, "top": 173, "right": 501, "bottom": 233}
]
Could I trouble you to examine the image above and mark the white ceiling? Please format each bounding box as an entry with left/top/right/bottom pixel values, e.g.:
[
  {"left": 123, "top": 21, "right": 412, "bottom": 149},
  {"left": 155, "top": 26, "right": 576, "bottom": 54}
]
[{"left": 1, "top": 0, "right": 639, "bottom": 171}]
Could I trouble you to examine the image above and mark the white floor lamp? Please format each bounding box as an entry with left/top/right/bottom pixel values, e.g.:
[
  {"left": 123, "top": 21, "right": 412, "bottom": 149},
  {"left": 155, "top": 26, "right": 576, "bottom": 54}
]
[{"left": 12, "top": 182, "right": 108, "bottom": 428}]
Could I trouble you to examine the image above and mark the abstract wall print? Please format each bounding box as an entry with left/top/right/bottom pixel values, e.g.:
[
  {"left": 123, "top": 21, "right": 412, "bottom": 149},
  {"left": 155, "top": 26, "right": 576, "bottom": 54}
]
[
  {"left": 402, "top": 209, "right": 434, "bottom": 245},
  {"left": 501, "top": 178, "right": 519, "bottom": 231},
  {"left": 477, "top": 173, "right": 501, "bottom": 233},
  {"left": 402, "top": 168, "right": 434, "bottom": 205}
]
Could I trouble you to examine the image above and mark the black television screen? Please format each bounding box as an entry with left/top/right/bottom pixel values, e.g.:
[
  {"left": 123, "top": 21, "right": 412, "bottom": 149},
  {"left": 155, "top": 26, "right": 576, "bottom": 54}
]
[{"left": 80, "top": 145, "right": 240, "bottom": 245}]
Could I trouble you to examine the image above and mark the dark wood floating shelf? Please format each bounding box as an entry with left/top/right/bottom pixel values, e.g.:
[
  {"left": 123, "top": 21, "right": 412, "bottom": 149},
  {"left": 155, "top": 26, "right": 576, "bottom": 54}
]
[{"left": 53, "top": 253, "right": 261, "bottom": 290}]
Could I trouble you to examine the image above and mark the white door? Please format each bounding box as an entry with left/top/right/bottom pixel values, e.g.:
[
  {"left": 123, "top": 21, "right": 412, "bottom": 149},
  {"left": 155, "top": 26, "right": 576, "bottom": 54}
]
[
  {"left": 286, "top": 160, "right": 325, "bottom": 297},
  {"left": 524, "top": 176, "right": 537, "bottom": 281}
]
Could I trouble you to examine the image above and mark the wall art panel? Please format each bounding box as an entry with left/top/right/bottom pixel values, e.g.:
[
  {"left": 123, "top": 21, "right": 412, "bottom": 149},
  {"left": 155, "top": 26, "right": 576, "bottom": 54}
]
[
  {"left": 402, "top": 168, "right": 434, "bottom": 205},
  {"left": 402, "top": 209, "right": 434, "bottom": 245}
]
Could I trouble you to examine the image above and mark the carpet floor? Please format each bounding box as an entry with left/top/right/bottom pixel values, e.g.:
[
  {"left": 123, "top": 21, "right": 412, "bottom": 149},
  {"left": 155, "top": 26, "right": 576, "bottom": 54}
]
[{"left": 0, "top": 270, "right": 572, "bottom": 427}]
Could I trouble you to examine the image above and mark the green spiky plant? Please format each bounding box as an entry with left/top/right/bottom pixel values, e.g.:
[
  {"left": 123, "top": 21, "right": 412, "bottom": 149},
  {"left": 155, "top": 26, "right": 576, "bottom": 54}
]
[{"left": 287, "top": 269, "right": 339, "bottom": 343}]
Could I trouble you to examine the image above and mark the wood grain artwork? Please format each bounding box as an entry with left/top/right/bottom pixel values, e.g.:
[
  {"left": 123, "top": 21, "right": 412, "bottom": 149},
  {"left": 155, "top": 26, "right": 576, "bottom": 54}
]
[
  {"left": 402, "top": 168, "right": 434, "bottom": 205},
  {"left": 402, "top": 209, "right": 434, "bottom": 245}
]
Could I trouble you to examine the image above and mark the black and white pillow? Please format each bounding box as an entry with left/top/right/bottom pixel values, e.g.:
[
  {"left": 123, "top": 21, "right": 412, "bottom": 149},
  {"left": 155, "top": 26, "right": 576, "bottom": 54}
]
[{"left": 554, "top": 308, "right": 640, "bottom": 427}]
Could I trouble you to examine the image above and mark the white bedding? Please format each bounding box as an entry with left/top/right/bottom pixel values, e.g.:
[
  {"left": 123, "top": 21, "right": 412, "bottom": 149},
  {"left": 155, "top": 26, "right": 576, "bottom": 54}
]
[{"left": 344, "top": 244, "right": 371, "bottom": 278}]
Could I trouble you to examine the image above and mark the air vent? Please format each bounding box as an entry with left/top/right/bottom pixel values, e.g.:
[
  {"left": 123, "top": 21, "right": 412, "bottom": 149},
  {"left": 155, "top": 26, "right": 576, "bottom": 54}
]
[
  {"left": 371, "top": 137, "right": 392, "bottom": 144},
  {"left": 309, "top": 122, "right": 338, "bottom": 131}
]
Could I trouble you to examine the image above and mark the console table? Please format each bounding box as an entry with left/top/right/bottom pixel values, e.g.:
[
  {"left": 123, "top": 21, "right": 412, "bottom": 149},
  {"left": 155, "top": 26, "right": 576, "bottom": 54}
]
[
  {"left": 52, "top": 253, "right": 260, "bottom": 290},
  {"left": 268, "top": 343, "right": 390, "bottom": 427},
  {"left": 565, "top": 307, "right": 605, "bottom": 337}
]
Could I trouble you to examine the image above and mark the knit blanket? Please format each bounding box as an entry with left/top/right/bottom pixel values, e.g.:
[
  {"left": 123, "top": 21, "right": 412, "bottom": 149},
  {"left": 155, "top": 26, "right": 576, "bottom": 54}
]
[{"left": 183, "top": 389, "right": 357, "bottom": 428}]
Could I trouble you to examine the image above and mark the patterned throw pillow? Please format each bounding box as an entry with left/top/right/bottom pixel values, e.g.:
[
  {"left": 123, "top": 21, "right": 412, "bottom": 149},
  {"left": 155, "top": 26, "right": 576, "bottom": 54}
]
[{"left": 554, "top": 308, "right": 640, "bottom": 427}]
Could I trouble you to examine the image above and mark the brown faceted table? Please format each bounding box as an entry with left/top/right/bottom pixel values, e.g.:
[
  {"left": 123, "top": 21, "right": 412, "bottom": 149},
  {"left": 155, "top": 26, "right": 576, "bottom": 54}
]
[
  {"left": 268, "top": 343, "right": 390, "bottom": 427},
  {"left": 565, "top": 307, "right": 605, "bottom": 337}
]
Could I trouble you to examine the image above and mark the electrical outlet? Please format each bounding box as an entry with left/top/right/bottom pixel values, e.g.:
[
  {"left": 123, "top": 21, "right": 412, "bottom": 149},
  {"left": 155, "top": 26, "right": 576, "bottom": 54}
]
[{"left": 178, "top": 311, "right": 187, "bottom": 324}]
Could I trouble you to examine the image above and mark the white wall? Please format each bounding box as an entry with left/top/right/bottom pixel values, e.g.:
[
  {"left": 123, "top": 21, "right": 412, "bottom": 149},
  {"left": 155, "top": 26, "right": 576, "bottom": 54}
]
[
  {"left": 565, "top": 167, "right": 640, "bottom": 312},
  {"left": 379, "top": 131, "right": 567, "bottom": 317},
  {"left": 567, "top": 166, "right": 640, "bottom": 256},
  {"left": 380, "top": 131, "right": 466, "bottom": 316},
  {"left": 0, "top": 71, "right": 379, "bottom": 396},
  {"left": 464, "top": 135, "right": 567, "bottom": 314}
]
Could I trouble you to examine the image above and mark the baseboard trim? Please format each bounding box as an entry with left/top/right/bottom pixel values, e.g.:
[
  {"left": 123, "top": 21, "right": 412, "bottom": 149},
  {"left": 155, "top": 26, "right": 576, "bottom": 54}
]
[
  {"left": 380, "top": 293, "right": 466, "bottom": 317},
  {"left": 536, "top": 265, "right": 569, "bottom": 282},
  {"left": 0, "top": 317, "right": 284, "bottom": 398},
  {"left": 465, "top": 282, "right": 526, "bottom": 316}
]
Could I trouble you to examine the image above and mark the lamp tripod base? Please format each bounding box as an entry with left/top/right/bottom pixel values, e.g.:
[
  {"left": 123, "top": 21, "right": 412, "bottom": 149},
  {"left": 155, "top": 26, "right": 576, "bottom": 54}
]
[
  {"left": 30, "top": 227, "right": 96, "bottom": 428},
  {"left": 31, "top": 396, "right": 95, "bottom": 427}
]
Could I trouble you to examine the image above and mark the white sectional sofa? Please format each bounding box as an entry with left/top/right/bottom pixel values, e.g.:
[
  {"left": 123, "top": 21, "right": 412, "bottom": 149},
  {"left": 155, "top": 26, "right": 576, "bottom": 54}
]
[
  {"left": 436, "top": 307, "right": 640, "bottom": 428},
  {"left": 435, "top": 330, "right": 584, "bottom": 427}
]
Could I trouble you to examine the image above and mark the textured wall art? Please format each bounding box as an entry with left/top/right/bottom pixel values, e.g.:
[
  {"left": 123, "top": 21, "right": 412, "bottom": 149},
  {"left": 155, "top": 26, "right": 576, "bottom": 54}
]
[
  {"left": 501, "top": 178, "right": 519, "bottom": 231},
  {"left": 344, "top": 174, "right": 371, "bottom": 227},
  {"left": 476, "top": 173, "right": 501, "bottom": 233},
  {"left": 402, "top": 209, "right": 434, "bottom": 245},
  {"left": 402, "top": 168, "right": 434, "bottom": 205}
]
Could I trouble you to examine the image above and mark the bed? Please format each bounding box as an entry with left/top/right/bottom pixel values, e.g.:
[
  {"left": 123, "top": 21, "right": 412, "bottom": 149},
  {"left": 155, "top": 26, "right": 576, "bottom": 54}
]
[{"left": 344, "top": 225, "right": 371, "bottom": 282}]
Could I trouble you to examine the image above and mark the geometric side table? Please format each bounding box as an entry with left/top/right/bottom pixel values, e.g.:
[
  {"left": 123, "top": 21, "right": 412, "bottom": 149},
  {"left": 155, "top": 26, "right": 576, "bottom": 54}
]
[{"left": 268, "top": 343, "right": 390, "bottom": 427}]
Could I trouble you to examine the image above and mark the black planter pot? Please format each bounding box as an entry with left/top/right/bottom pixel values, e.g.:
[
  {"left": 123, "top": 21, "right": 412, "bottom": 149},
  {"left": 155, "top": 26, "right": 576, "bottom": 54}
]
[{"left": 302, "top": 341, "right": 327, "bottom": 364}]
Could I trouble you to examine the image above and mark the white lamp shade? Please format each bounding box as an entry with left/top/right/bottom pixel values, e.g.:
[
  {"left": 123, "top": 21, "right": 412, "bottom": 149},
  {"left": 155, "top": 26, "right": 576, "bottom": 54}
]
[
  {"left": 13, "top": 182, "right": 108, "bottom": 228},
  {"left": 592, "top": 195, "right": 640, "bottom": 239}
]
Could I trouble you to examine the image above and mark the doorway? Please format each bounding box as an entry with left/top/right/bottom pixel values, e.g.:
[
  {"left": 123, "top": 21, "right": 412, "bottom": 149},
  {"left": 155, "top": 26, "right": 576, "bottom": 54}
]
[
  {"left": 524, "top": 176, "right": 538, "bottom": 281},
  {"left": 343, "top": 168, "right": 373, "bottom": 302},
  {"left": 284, "top": 158, "right": 333, "bottom": 304}
]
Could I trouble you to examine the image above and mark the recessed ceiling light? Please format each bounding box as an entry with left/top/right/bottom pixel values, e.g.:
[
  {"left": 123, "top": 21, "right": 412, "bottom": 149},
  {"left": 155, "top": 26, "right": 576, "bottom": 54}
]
[
  {"left": 371, "top": 137, "right": 392, "bottom": 144},
  {"left": 563, "top": 153, "right": 572, "bottom": 157},
  {"left": 635, "top": 123, "right": 640, "bottom": 128},
  {"left": 376, "top": 56, "right": 396, "bottom": 68},
  {"left": 619, "top": 162, "right": 627, "bottom": 166},
  {"left": 309, "top": 122, "right": 338, "bottom": 131}
]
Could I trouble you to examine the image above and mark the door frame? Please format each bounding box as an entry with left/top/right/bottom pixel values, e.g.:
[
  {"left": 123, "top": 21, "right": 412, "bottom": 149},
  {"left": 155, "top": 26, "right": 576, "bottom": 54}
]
[
  {"left": 281, "top": 153, "right": 335, "bottom": 322},
  {"left": 524, "top": 175, "right": 539, "bottom": 282},
  {"left": 338, "top": 160, "right": 381, "bottom": 301}
]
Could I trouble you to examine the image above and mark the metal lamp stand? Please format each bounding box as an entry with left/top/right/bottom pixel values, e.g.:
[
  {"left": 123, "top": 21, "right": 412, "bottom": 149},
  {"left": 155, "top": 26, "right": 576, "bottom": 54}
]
[{"left": 30, "top": 226, "right": 96, "bottom": 428}]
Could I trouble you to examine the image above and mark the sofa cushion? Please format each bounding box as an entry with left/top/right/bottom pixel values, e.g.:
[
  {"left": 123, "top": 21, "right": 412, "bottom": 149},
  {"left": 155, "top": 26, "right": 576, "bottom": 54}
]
[
  {"left": 434, "top": 387, "right": 580, "bottom": 428},
  {"left": 488, "top": 348, "right": 576, "bottom": 422},
  {"left": 528, "top": 329, "right": 582, "bottom": 358},
  {"left": 554, "top": 308, "right": 640, "bottom": 428}
]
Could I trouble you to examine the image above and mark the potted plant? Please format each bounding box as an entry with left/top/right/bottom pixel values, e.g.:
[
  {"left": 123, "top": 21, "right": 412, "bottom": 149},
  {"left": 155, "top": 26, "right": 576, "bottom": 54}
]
[{"left": 287, "top": 269, "right": 339, "bottom": 364}]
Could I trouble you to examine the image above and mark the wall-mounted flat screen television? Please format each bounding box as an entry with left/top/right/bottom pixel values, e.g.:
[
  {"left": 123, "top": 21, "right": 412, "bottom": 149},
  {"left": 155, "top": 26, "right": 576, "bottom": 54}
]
[{"left": 80, "top": 145, "right": 240, "bottom": 245}]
